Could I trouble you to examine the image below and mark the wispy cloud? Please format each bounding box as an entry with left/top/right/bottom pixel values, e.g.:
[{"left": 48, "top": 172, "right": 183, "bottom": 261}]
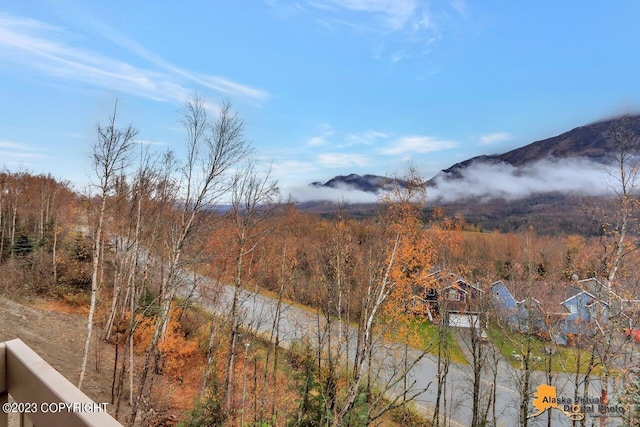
[
  {"left": 0, "top": 13, "right": 269, "bottom": 105},
  {"left": 390, "top": 49, "right": 410, "bottom": 63},
  {"left": 270, "top": 159, "right": 318, "bottom": 176},
  {"left": 0, "top": 151, "right": 43, "bottom": 160},
  {"left": 307, "top": 127, "right": 387, "bottom": 148},
  {"left": 0, "top": 140, "right": 47, "bottom": 164},
  {"left": 308, "top": 136, "right": 329, "bottom": 146},
  {"left": 379, "top": 135, "right": 457, "bottom": 155},
  {"left": 310, "top": 0, "right": 417, "bottom": 31},
  {"left": 318, "top": 152, "right": 371, "bottom": 167},
  {"left": 306, "top": 123, "right": 336, "bottom": 146},
  {"left": 343, "top": 130, "right": 389, "bottom": 145},
  {"left": 85, "top": 19, "right": 270, "bottom": 103},
  {"left": 0, "top": 140, "right": 41, "bottom": 151},
  {"left": 479, "top": 132, "right": 511, "bottom": 145},
  {"left": 448, "top": 0, "right": 468, "bottom": 19},
  {"left": 287, "top": 0, "right": 467, "bottom": 61}
]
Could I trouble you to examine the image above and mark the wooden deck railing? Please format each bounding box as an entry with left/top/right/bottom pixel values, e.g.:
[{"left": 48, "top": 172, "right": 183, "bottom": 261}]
[{"left": 0, "top": 339, "right": 121, "bottom": 427}]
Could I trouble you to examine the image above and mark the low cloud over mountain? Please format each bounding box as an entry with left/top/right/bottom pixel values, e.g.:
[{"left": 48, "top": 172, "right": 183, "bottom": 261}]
[
  {"left": 289, "top": 182, "right": 379, "bottom": 203},
  {"left": 428, "top": 157, "right": 612, "bottom": 203},
  {"left": 426, "top": 114, "right": 640, "bottom": 203},
  {"left": 287, "top": 174, "right": 406, "bottom": 203},
  {"left": 300, "top": 114, "right": 640, "bottom": 204}
]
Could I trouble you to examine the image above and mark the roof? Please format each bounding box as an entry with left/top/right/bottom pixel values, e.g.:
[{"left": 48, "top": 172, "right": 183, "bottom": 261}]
[
  {"left": 576, "top": 278, "right": 617, "bottom": 299},
  {"left": 560, "top": 290, "right": 596, "bottom": 307},
  {"left": 516, "top": 297, "right": 542, "bottom": 306},
  {"left": 490, "top": 280, "right": 515, "bottom": 299},
  {"left": 426, "top": 270, "right": 484, "bottom": 293},
  {"left": 490, "top": 280, "right": 595, "bottom": 315}
]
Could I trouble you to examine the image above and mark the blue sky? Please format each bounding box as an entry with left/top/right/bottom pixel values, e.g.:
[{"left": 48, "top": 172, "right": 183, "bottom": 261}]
[{"left": 1, "top": 1, "right": 640, "bottom": 201}]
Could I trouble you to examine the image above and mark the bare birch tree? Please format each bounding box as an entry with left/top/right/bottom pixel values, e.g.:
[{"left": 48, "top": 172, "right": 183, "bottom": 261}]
[
  {"left": 79, "top": 100, "right": 137, "bottom": 389},
  {"left": 129, "top": 95, "right": 249, "bottom": 425},
  {"left": 221, "top": 162, "right": 278, "bottom": 415}
]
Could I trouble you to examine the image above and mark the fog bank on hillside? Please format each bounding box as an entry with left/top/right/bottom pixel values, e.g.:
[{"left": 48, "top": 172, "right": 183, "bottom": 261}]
[
  {"left": 428, "top": 157, "right": 617, "bottom": 203},
  {"left": 285, "top": 157, "right": 626, "bottom": 204},
  {"left": 286, "top": 183, "right": 380, "bottom": 203}
]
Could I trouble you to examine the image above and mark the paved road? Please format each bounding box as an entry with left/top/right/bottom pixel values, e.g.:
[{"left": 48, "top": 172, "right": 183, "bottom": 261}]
[{"left": 183, "top": 276, "right": 628, "bottom": 426}]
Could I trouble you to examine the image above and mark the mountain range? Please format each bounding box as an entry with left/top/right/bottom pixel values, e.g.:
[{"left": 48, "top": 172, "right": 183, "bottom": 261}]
[
  {"left": 305, "top": 114, "right": 640, "bottom": 234},
  {"left": 436, "top": 114, "right": 640, "bottom": 180}
]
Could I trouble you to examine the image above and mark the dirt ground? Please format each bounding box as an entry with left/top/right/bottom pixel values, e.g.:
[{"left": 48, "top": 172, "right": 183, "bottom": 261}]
[{"left": 0, "top": 297, "right": 117, "bottom": 418}]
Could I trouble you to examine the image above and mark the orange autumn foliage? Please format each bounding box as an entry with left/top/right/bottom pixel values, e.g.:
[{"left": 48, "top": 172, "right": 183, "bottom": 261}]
[{"left": 134, "top": 308, "right": 201, "bottom": 380}]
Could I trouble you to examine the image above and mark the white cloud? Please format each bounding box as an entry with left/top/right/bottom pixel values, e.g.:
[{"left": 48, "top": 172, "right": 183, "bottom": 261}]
[
  {"left": 285, "top": 184, "right": 379, "bottom": 203},
  {"left": 270, "top": 160, "right": 318, "bottom": 176},
  {"left": 430, "top": 157, "right": 612, "bottom": 203},
  {"left": 0, "top": 141, "right": 46, "bottom": 162},
  {"left": 83, "top": 15, "right": 270, "bottom": 102},
  {"left": 390, "top": 49, "right": 410, "bottom": 63},
  {"left": 194, "top": 75, "right": 269, "bottom": 102},
  {"left": 448, "top": 0, "right": 468, "bottom": 18},
  {"left": 295, "top": 0, "right": 467, "bottom": 62},
  {"left": 0, "top": 140, "right": 50, "bottom": 175},
  {"left": 479, "top": 132, "right": 511, "bottom": 145},
  {"left": 379, "top": 135, "right": 457, "bottom": 155},
  {"left": 0, "top": 140, "right": 40, "bottom": 151},
  {"left": 306, "top": 125, "right": 335, "bottom": 146},
  {"left": 318, "top": 153, "right": 371, "bottom": 167},
  {"left": 306, "top": 127, "right": 390, "bottom": 149},
  {"left": 316, "top": 0, "right": 417, "bottom": 31},
  {"left": 343, "top": 130, "right": 389, "bottom": 145},
  {"left": 0, "top": 13, "right": 269, "bottom": 105},
  {"left": 0, "top": 150, "right": 44, "bottom": 159},
  {"left": 308, "top": 136, "right": 328, "bottom": 146}
]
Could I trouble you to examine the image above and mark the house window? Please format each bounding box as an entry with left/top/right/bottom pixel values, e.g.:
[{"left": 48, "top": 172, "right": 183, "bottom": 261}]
[
  {"left": 447, "top": 289, "right": 461, "bottom": 301},
  {"left": 567, "top": 304, "right": 577, "bottom": 314}
]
